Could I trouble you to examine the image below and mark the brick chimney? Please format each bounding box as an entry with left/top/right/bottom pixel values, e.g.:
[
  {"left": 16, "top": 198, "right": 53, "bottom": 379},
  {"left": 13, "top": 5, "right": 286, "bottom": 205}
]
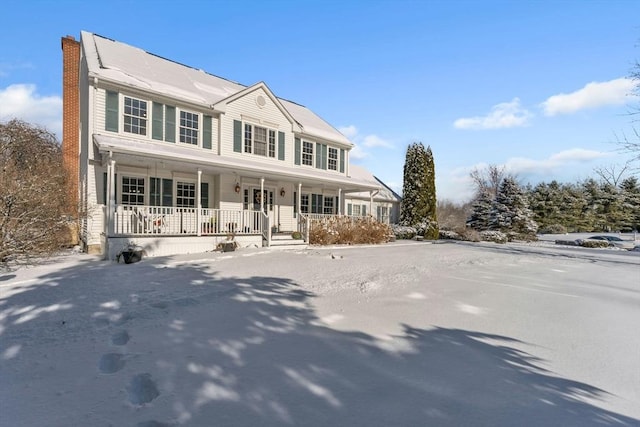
[{"left": 61, "top": 35, "right": 80, "bottom": 217}]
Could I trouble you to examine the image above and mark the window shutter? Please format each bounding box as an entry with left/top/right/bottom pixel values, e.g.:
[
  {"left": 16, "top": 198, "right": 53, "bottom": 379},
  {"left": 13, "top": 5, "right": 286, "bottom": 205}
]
[
  {"left": 152, "top": 103, "right": 164, "bottom": 140},
  {"left": 278, "top": 131, "right": 285, "bottom": 161},
  {"left": 293, "top": 191, "right": 297, "bottom": 218},
  {"left": 315, "top": 143, "right": 322, "bottom": 169},
  {"left": 294, "top": 138, "right": 301, "bottom": 165},
  {"left": 233, "top": 120, "right": 242, "bottom": 152},
  {"left": 347, "top": 203, "right": 352, "bottom": 216},
  {"left": 200, "top": 182, "right": 209, "bottom": 208},
  {"left": 322, "top": 144, "right": 327, "bottom": 170},
  {"left": 362, "top": 205, "right": 367, "bottom": 216},
  {"left": 162, "top": 179, "right": 173, "bottom": 206},
  {"left": 311, "top": 194, "right": 317, "bottom": 214},
  {"left": 105, "top": 91, "right": 119, "bottom": 132},
  {"left": 203, "top": 115, "right": 212, "bottom": 149},
  {"left": 340, "top": 149, "right": 345, "bottom": 173},
  {"left": 165, "top": 106, "right": 176, "bottom": 143}
]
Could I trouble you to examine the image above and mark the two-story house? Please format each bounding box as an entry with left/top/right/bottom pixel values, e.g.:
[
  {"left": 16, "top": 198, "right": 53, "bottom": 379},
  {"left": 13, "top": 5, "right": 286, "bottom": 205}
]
[{"left": 61, "top": 32, "right": 400, "bottom": 259}]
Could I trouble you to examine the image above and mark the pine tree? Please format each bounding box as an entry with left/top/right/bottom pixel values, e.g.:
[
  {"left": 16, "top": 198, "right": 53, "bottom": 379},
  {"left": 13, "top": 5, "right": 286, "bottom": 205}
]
[
  {"left": 490, "top": 177, "right": 537, "bottom": 236},
  {"left": 400, "top": 142, "right": 439, "bottom": 238},
  {"left": 466, "top": 189, "right": 492, "bottom": 230}
]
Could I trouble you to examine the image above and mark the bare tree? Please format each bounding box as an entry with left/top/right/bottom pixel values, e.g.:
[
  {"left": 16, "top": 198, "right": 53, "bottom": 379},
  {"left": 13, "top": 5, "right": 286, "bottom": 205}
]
[
  {"left": 0, "top": 119, "right": 70, "bottom": 267},
  {"left": 593, "top": 163, "right": 630, "bottom": 187},
  {"left": 469, "top": 164, "right": 507, "bottom": 199}
]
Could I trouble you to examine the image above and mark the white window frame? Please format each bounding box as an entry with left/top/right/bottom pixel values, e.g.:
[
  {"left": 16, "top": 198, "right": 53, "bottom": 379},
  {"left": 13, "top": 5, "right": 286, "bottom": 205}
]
[
  {"left": 179, "top": 110, "right": 199, "bottom": 145},
  {"left": 121, "top": 176, "right": 145, "bottom": 206},
  {"left": 176, "top": 181, "right": 196, "bottom": 208},
  {"left": 244, "top": 123, "right": 277, "bottom": 158},
  {"left": 323, "top": 197, "right": 334, "bottom": 214},
  {"left": 302, "top": 141, "right": 313, "bottom": 166},
  {"left": 328, "top": 147, "right": 338, "bottom": 171},
  {"left": 123, "top": 96, "right": 148, "bottom": 136}
]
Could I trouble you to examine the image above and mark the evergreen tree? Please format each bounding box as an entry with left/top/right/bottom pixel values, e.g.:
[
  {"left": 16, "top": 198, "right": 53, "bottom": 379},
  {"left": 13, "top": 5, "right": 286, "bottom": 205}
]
[
  {"left": 400, "top": 142, "right": 439, "bottom": 238},
  {"left": 490, "top": 177, "right": 537, "bottom": 235},
  {"left": 466, "top": 189, "right": 492, "bottom": 230}
]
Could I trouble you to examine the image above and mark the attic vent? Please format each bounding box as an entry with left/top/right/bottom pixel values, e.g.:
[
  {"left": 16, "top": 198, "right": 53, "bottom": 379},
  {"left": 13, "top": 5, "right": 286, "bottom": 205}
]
[{"left": 256, "top": 95, "right": 266, "bottom": 108}]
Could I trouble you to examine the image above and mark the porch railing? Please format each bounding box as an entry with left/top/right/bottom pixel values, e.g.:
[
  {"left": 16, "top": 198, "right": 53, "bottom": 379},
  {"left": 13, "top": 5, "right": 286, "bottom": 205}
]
[{"left": 113, "top": 205, "right": 265, "bottom": 237}]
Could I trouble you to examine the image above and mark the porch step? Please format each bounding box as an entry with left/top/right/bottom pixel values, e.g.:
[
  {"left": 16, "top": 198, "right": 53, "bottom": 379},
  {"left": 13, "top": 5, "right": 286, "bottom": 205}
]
[{"left": 267, "top": 233, "right": 308, "bottom": 250}]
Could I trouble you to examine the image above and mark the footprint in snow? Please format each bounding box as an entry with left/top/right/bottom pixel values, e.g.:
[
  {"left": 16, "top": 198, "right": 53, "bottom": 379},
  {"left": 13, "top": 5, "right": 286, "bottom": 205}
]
[
  {"left": 127, "top": 373, "right": 160, "bottom": 405},
  {"left": 111, "top": 330, "right": 130, "bottom": 346},
  {"left": 98, "top": 353, "right": 126, "bottom": 374}
]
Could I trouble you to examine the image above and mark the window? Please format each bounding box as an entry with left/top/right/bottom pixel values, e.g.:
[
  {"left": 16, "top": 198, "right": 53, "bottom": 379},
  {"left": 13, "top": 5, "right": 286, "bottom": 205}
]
[
  {"left": 176, "top": 182, "right": 196, "bottom": 207},
  {"left": 244, "top": 124, "right": 252, "bottom": 153},
  {"left": 243, "top": 124, "right": 277, "bottom": 158},
  {"left": 323, "top": 197, "right": 334, "bottom": 214},
  {"left": 300, "top": 194, "right": 309, "bottom": 213},
  {"left": 122, "top": 177, "right": 145, "bottom": 205},
  {"left": 351, "top": 204, "right": 361, "bottom": 216},
  {"left": 254, "top": 126, "right": 267, "bottom": 156},
  {"left": 302, "top": 141, "right": 313, "bottom": 166},
  {"left": 179, "top": 111, "right": 199, "bottom": 145},
  {"left": 124, "top": 97, "right": 147, "bottom": 135},
  {"left": 268, "top": 130, "right": 276, "bottom": 158},
  {"left": 328, "top": 147, "right": 338, "bottom": 171},
  {"left": 150, "top": 178, "right": 173, "bottom": 207}
]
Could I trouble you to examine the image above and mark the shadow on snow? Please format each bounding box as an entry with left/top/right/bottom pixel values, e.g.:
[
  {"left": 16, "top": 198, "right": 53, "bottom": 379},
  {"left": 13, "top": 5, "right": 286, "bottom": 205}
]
[{"left": 0, "top": 255, "right": 637, "bottom": 427}]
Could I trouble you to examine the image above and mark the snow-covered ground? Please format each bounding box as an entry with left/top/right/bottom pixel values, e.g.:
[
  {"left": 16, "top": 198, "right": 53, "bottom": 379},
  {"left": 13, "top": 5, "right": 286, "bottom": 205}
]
[{"left": 1, "top": 241, "right": 639, "bottom": 426}]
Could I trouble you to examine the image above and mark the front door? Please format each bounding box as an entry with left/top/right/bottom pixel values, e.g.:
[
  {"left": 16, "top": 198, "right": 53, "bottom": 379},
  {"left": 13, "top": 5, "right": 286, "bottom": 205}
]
[{"left": 251, "top": 187, "right": 276, "bottom": 231}]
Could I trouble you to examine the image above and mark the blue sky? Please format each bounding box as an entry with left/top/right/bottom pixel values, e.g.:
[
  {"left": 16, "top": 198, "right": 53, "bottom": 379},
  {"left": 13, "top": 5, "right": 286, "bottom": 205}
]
[{"left": 1, "top": 0, "right": 638, "bottom": 202}]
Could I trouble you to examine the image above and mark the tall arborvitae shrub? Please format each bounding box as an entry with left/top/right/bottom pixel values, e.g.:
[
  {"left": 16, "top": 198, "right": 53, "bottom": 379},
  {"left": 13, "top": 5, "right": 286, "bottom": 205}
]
[{"left": 400, "top": 142, "right": 439, "bottom": 239}]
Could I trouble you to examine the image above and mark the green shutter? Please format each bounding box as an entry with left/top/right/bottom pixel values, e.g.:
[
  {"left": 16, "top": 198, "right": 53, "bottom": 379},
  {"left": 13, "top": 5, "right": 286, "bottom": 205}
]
[
  {"left": 278, "top": 131, "right": 285, "bottom": 161},
  {"left": 347, "top": 203, "right": 352, "bottom": 216},
  {"left": 203, "top": 115, "right": 212, "bottom": 149},
  {"left": 311, "top": 194, "right": 317, "bottom": 213},
  {"left": 162, "top": 179, "right": 173, "bottom": 206},
  {"left": 294, "top": 138, "right": 301, "bottom": 165},
  {"left": 315, "top": 143, "right": 322, "bottom": 169},
  {"left": 293, "top": 191, "right": 297, "bottom": 218},
  {"left": 152, "top": 103, "right": 164, "bottom": 140},
  {"left": 362, "top": 205, "right": 367, "bottom": 216},
  {"left": 233, "top": 120, "right": 242, "bottom": 152},
  {"left": 165, "top": 106, "right": 176, "bottom": 142},
  {"left": 340, "top": 149, "right": 345, "bottom": 173},
  {"left": 322, "top": 144, "right": 327, "bottom": 170},
  {"left": 105, "top": 91, "right": 119, "bottom": 132},
  {"left": 150, "top": 177, "right": 160, "bottom": 206},
  {"left": 201, "top": 182, "right": 209, "bottom": 208}
]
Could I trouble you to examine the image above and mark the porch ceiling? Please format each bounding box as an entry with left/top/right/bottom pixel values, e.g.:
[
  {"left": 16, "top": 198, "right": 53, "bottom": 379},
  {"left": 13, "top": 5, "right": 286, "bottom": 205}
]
[{"left": 93, "top": 134, "right": 379, "bottom": 192}]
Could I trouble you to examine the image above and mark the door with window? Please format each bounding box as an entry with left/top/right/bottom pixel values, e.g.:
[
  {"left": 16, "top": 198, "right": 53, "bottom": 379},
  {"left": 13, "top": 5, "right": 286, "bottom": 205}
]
[{"left": 247, "top": 187, "right": 275, "bottom": 232}]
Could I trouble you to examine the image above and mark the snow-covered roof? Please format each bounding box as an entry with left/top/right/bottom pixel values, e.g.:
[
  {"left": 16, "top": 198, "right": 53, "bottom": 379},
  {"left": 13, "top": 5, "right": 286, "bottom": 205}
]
[
  {"left": 94, "top": 134, "right": 378, "bottom": 192},
  {"left": 347, "top": 165, "right": 401, "bottom": 202},
  {"left": 81, "top": 31, "right": 351, "bottom": 146}
]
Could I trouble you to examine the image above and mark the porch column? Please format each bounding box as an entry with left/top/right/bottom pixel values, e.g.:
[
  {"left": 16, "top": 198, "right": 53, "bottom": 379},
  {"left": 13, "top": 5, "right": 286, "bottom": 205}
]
[
  {"left": 196, "top": 169, "right": 202, "bottom": 236},
  {"left": 297, "top": 182, "right": 302, "bottom": 216},
  {"left": 370, "top": 191, "right": 374, "bottom": 219},
  {"left": 106, "top": 157, "right": 116, "bottom": 236},
  {"left": 338, "top": 188, "right": 342, "bottom": 215}
]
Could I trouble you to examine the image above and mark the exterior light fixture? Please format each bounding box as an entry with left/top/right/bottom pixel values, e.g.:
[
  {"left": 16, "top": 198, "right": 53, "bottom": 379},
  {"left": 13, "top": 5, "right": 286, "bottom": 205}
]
[
  {"left": 234, "top": 183, "right": 241, "bottom": 193},
  {"left": 280, "top": 187, "right": 286, "bottom": 197}
]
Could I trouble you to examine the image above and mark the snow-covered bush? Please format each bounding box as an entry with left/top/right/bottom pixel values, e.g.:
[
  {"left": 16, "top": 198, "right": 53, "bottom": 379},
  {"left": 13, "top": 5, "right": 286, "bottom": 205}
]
[
  {"left": 479, "top": 230, "right": 508, "bottom": 244},
  {"left": 309, "top": 216, "right": 392, "bottom": 245},
  {"left": 580, "top": 240, "right": 610, "bottom": 249},
  {"left": 439, "top": 230, "right": 461, "bottom": 240},
  {"left": 391, "top": 224, "right": 417, "bottom": 240},
  {"left": 539, "top": 224, "right": 567, "bottom": 234}
]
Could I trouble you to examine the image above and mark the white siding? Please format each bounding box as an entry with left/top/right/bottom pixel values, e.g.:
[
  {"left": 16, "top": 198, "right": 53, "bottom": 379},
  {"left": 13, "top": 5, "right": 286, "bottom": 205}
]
[
  {"left": 221, "top": 88, "right": 293, "bottom": 165},
  {"left": 94, "top": 88, "right": 105, "bottom": 133}
]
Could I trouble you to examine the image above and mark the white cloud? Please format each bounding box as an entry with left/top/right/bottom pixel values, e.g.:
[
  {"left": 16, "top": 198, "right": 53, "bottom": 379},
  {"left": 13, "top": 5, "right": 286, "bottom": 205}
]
[
  {"left": 541, "top": 78, "right": 634, "bottom": 116},
  {"left": 339, "top": 125, "right": 358, "bottom": 139},
  {"left": 443, "top": 148, "right": 612, "bottom": 203},
  {"left": 362, "top": 134, "right": 393, "bottom": 148},
  {"left": 0, "top": 84, "right": 62, "bottom": 138},
  {"left": 338, "top": 124, "right": 394, "bottom": 158},
  {"left": 454, "top": 98, "right": 532, "bottom": 130}
]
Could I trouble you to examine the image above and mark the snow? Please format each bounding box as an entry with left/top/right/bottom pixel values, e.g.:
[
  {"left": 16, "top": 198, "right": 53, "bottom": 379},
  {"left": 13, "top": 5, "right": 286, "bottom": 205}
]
[{"left": 1, "top": 242, "right": 639, "bottom": 426}]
